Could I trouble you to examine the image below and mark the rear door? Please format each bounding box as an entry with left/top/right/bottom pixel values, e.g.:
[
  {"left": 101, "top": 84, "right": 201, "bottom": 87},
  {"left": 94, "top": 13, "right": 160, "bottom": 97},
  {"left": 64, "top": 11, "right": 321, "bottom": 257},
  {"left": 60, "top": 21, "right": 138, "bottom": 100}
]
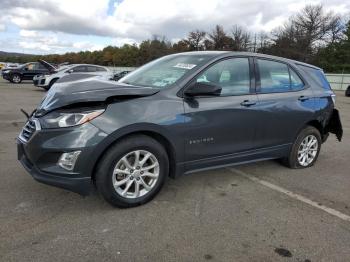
[
  {"left": 254, "top": 58, "right": 315, "bottom": 149},
  {"left": 22, "top": 63, "right": 38, "bottom": 80},
  {"left": 183, "top": 57, "right": 259, "bottom": 167}
]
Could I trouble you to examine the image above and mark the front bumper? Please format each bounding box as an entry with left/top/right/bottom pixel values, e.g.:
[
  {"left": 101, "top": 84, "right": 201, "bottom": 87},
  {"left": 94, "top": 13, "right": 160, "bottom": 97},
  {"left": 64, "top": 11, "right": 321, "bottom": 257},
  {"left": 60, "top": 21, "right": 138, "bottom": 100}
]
[
  {"left": 18, "top": 141, "right": 93, "bottom": 195},
  {"left": 17, "top": 122, "right": 108, "bottom": 195},
  {"left": 33, "top": 76, "right": 47, "bottom": 87},
  {"left": 2, "top": 73, "right": 9, "bottom": 80}
]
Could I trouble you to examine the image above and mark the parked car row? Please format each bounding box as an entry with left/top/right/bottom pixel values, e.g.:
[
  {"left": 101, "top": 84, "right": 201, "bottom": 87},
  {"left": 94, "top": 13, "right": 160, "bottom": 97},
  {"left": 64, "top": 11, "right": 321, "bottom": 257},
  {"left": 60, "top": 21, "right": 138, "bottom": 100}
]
[{"left": 2, "top": 60, "right": 133, "bottom": 90}]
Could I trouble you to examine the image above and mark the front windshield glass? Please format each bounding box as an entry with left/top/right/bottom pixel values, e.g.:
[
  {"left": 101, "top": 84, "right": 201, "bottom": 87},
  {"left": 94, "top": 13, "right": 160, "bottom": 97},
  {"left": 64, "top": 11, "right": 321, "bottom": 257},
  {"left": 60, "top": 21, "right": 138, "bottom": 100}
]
[{"left": 119, "top": 53, "right": 215, "bottom": 88}]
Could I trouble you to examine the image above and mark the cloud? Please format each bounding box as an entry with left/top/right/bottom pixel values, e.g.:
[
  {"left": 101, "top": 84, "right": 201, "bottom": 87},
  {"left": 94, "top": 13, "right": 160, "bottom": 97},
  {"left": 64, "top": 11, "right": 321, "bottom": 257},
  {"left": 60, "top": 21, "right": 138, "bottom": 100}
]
[
  {"left": 19, "top": 30, "right": 39, "bottom": 37},
  {"left": 0, "top": 0, "right": 349, "bottom": 53}
]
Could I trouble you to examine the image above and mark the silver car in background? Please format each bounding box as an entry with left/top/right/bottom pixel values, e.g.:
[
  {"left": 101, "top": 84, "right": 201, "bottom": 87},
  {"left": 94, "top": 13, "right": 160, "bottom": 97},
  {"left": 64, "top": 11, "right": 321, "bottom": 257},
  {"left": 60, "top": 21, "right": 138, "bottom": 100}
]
[{"left": 34, "top": 63, "right": 111, "bottom": 90}]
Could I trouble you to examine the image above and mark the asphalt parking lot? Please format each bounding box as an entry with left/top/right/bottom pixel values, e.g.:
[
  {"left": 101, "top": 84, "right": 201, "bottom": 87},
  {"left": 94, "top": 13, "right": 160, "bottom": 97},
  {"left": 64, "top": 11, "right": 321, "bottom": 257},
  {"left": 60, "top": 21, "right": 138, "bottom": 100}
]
[{"left": 0, "top": 78, "right": 349, "bottom": 262}]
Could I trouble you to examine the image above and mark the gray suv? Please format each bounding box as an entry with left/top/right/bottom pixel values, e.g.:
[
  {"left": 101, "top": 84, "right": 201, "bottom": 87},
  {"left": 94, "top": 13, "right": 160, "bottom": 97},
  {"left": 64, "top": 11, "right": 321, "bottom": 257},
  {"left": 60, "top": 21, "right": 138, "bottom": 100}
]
[{"left": 17, "top": 51, "right": 343, "bottom": 207}]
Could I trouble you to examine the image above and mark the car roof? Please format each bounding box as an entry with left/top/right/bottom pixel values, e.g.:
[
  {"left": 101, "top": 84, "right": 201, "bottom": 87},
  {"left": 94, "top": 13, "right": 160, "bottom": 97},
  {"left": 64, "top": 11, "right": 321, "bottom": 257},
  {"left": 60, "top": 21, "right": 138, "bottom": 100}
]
[{"left": 173, "top": 51, "right": 321, "bottom": 70}]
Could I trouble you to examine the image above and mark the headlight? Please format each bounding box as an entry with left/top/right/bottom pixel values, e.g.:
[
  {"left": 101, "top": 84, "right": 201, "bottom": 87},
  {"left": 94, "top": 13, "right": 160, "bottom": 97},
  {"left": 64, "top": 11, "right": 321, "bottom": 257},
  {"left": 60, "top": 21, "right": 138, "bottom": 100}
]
[
  {"left": 2, "top": 70, "right": 9, "bottom": 73},
  {"left": 40, "top": 109, "right": 105, "bottom": 128}
]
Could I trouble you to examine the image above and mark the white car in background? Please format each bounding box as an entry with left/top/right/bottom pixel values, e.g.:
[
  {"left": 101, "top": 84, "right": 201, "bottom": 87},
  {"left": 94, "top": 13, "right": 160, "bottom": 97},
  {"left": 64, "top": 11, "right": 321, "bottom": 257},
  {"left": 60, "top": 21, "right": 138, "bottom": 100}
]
[{"left": 34, "top": 62, "right": 111, "bottom": 90}]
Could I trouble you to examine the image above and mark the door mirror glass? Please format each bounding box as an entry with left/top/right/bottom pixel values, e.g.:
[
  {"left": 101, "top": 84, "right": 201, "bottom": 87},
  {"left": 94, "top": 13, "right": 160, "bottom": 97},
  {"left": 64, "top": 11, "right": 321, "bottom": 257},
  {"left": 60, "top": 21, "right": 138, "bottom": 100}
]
[{"left": 185, "top": 82, "right": 222, "bottom": 97}]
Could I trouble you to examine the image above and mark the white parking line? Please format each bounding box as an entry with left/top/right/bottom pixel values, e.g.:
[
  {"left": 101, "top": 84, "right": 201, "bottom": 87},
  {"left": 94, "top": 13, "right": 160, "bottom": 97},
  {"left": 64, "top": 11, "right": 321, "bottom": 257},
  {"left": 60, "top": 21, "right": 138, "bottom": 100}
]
[{"left": 229, "top": 168, "right": 350, "bottom": 222}]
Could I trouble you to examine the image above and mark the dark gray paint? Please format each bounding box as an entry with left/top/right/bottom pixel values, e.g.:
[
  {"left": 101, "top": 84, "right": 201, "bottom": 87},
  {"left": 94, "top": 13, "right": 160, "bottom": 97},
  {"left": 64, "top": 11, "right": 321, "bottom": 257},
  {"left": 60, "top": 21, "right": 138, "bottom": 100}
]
[{"left": 17, "top": 51, "right": 342, "bottom": 195}]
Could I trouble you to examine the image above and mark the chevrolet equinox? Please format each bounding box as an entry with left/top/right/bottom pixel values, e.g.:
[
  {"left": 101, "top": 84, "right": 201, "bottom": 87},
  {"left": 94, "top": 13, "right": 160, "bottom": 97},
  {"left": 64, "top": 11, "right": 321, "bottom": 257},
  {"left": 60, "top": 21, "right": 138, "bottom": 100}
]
[{"left": 17, "top": 52, "right": 343, "bottom": 207}]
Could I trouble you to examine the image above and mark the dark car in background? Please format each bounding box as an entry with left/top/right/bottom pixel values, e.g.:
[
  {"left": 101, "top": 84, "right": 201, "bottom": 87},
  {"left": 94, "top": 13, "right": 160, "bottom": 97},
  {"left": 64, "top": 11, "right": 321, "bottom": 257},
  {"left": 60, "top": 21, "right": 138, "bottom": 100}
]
[
  {"left": 2, "top": 61, "right": 56, "bottom": 83},
  {"left": 17, "top": 51, "right": 343, "bottom": 208},
  {"left": 112, "top": 70, "right": 131, "bottom": 81}
]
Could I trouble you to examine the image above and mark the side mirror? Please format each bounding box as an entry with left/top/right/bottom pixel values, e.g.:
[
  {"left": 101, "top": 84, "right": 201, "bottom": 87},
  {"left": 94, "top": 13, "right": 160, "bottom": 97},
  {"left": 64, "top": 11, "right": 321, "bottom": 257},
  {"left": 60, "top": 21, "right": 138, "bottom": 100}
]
[
  {"left": 184, "top": 82, "right": 222, "bottom": 97},
  {"left": 24, "top": 67, "right": 29, "bottom": 71},
  {"left": 66, "top": 69, "right": 74, "bottom": 74}
]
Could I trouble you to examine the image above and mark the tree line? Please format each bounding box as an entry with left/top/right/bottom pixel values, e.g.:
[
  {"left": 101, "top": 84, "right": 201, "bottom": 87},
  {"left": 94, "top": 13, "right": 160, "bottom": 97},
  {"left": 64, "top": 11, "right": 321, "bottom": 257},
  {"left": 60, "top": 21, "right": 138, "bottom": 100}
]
[{"left": 1, "top": 4, "right": 349, "bottom": 73}]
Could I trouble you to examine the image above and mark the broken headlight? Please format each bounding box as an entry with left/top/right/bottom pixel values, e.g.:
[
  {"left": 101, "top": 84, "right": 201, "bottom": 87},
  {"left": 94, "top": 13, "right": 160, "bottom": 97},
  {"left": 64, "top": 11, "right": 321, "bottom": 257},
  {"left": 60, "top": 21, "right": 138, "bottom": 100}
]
[{"left": 40, "top": 109, "right": 105, "bottom": 128}]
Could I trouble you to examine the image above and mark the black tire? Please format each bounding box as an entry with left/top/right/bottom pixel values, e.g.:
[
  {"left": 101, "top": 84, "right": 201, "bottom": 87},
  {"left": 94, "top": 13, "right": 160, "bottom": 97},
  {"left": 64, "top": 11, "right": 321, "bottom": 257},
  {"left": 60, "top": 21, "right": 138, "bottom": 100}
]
[
  {"left": 282, "top": 126, "right": 322, "bottom": 169},
  {"left": 11, "top": 74, "right": 22, "bottom": 83},
  {"left": 345, "top": 86, "right": 350, "bottom": 97},
  {"left": 48, "top": 78, "right": 58, "bottom": 90},
  {"left": 95, "top": 135, "right": 169, "bottom": 208}
]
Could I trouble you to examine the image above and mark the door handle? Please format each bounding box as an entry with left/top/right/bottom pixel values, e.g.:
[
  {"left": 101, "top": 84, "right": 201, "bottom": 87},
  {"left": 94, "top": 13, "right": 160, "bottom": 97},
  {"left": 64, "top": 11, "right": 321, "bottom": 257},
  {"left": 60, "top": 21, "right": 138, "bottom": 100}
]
[
  {"left": 240, "top": 100, "right": 256, "bottom": 107},
  {"left": 298, "top": 96, "right": 310, "bottom": 101}
]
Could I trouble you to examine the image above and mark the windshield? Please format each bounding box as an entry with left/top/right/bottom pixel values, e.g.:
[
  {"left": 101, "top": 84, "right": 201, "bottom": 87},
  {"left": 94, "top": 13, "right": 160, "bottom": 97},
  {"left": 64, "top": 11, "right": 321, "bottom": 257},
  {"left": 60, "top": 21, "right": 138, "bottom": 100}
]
[{"left": 119, "top": 53, "right": 215, "bottom": 88}]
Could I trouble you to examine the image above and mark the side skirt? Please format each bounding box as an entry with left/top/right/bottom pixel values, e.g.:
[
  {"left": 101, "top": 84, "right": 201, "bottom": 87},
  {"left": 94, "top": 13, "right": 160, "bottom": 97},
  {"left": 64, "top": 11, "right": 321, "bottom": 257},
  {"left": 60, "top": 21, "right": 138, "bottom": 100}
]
[{"left": 181, "top": 143, "right": 291, "bottom": 175}]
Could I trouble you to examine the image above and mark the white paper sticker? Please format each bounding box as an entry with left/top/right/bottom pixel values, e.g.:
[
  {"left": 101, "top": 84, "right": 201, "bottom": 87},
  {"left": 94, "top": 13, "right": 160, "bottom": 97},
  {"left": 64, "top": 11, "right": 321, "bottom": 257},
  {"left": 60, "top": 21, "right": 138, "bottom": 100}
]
[{"left": 173, "top": 63, "right": 197, "bottom": 70}]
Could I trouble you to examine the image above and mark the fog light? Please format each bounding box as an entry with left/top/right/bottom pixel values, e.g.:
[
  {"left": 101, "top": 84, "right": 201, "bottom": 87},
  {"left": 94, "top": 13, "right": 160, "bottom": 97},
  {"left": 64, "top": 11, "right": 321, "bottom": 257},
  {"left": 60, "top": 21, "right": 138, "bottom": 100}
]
[{"left": 58, "top": 151, "right": 81, "bottom": 171}]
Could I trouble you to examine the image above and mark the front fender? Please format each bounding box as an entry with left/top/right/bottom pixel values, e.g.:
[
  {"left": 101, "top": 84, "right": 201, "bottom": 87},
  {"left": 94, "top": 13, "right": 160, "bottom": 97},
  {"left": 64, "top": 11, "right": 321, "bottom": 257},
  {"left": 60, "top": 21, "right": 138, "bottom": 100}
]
[{"left": 87, "top": 122, "right": 184, "bottom": 179}]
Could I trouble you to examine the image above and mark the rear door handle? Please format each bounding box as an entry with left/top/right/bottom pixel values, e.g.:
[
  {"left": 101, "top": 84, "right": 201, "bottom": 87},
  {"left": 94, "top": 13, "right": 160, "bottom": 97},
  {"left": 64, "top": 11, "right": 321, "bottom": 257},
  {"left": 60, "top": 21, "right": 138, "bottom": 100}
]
[
  {"left": 240, "top": 100, "right": 256, "bottom": 107},
  {"left": 298, "top": 96, "right": 310, "bottom": 101}
]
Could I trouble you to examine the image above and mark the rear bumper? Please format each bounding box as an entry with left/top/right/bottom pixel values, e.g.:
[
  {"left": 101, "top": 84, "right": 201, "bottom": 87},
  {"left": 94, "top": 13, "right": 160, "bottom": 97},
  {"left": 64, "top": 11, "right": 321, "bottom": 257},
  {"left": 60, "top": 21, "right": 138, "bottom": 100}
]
[
  {"left": 326, "top": 108, "right": 343, "bottom": 141},
  {"left": 18, "top": 140, "right": 93, "bottom": 195}
]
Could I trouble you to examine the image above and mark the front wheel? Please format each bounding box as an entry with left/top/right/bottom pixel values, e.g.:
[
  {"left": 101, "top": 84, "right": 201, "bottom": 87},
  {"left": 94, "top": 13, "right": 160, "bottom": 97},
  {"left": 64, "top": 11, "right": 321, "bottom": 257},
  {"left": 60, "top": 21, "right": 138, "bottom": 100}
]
[
  {"left": 282, "top": 126, "right": 321, "bottom": 169},
  {"left": 95, "top": 135, "right": 169, "bottom": 208},
  {"left": 11, "top": 74, "right": 22, "bottom": 83}
]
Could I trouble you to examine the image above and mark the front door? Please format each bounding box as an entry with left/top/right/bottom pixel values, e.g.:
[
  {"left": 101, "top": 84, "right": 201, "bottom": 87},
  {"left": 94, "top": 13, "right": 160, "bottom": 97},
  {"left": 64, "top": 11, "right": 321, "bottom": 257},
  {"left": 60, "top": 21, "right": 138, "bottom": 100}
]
[{"left": 183, "top": 57, "right": 259, "bottom": 169}]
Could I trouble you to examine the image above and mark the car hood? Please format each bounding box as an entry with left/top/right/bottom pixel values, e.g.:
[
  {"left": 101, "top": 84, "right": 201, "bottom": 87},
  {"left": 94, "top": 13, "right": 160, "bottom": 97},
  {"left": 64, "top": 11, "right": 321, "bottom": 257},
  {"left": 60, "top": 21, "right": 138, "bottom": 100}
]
[
  {"left": 35, "top": 75, "right": 159, "bottom": 116},
  {"left": 38, "top": 59, "right": 57, "bottom": 73}
]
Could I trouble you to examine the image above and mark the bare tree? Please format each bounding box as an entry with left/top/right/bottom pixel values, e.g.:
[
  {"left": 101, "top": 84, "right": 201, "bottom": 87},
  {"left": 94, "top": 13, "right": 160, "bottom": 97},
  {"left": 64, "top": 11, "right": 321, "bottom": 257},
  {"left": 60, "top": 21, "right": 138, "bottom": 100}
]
[
  {"left": 186, "top": 30, "right": 206, "bottom": 50},
  {"left": 208, "top": 25, "right": 230, "bottom": 50},
  {"left": 265, "top": 4, "right": 343, "bottom": 61},
  {"left": 230, "top": 25, "right": 251, "bottom": 51}
]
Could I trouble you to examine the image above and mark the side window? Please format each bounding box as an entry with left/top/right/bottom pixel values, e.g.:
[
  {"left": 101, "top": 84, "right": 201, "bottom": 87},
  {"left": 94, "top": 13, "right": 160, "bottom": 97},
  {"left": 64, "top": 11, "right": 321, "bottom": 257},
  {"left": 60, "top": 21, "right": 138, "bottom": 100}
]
[
  {"left": 26, "top": 63, "right": 35, "bottom": 71},
  {"left": 290, "top": 69, "right": 304, "bottom": 90},
  {"left": 298, "top": 65, "right": 331, "bottom": 90},
  {"left": 37, "top": 63, "right": 47, "bottom": 70},
  {"left": 95, "top": 67, "right": 106, "bottom": 72},
  {"left": 258, "top": 59, "right": 290, "bottom": 93},
  {"left": 195, "top": 58, "right": 250, "bottom": 96},
  {"left": 72, "top": 66, "right": 86, "bottom": 72},
  {"left": 87, "top": 66, "right": 97, "bottom": 72}
]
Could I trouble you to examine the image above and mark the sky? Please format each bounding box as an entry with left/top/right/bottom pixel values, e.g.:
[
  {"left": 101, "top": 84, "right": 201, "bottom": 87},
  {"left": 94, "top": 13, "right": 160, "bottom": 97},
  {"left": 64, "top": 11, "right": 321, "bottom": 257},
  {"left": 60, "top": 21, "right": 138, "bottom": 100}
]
[{"left": 0, "top": 0, "right": 349, "bottom": 54}]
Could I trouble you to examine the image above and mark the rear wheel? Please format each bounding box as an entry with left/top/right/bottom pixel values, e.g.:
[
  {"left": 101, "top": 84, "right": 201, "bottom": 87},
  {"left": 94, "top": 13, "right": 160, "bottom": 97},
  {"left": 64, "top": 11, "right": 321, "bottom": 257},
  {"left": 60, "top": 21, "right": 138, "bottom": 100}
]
[
  {"left": 282, "top": 126, "right": 321, "bottom": 169},
  {"left": 11, "top": 74, "right": 22, "bottom": 83},
  {"left": 96, "top": 135, "right": 169, "bottom": 208}
]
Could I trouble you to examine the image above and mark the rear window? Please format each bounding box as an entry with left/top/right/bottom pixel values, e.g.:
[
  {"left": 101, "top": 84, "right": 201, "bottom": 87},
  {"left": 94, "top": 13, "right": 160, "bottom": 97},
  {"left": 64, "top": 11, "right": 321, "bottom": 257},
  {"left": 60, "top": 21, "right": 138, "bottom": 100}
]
[{"left": 298, "top": 65, "right": 331, "bottom": 90}]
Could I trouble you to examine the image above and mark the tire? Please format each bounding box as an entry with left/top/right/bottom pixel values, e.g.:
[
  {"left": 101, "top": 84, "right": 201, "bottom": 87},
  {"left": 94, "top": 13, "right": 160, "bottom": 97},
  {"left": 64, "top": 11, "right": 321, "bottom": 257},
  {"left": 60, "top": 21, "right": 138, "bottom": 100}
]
[
  {"left": 48, "top": 78, "right": 58, "bottom": 90},
  {"left": 282, "top": 126, "right": 322, "bottom": 169},
  {"left": 95, "top": 135, "right": 169, "bottom": 208},
  {"left": 11, "top": 74, "right": 22, "bottom": 83},
  {"left": 345, "top": 86, "right": 350, "bottom": 97}
]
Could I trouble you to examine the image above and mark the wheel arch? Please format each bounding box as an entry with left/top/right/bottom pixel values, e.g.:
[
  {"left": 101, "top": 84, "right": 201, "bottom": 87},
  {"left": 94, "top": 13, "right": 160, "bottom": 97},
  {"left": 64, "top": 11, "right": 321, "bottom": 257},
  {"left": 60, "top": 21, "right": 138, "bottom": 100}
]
[
  {"left": 90, "top": 125, "right": 181, "bottom": 184},
  {"left": 48, "top": 77, "right": 59, "bottom": 87}
]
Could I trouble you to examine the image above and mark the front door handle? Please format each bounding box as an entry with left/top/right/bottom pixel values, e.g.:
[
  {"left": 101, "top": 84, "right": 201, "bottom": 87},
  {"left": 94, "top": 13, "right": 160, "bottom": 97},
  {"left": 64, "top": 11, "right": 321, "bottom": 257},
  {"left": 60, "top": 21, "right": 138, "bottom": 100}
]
[
  {"left": 240, "top": 100, "right": 256, "bottom": 107},
  {"left": 298, "top": 96, "right": 310, "bottom": 101}
]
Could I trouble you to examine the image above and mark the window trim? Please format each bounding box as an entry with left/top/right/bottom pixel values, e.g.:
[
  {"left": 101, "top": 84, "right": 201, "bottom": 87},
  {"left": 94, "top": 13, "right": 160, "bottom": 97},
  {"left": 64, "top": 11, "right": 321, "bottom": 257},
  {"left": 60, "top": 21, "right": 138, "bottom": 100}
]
[
  {"left": 254, "top": 57, "right": 308, "bottom": 94},
  {"left": 180, "top": 56, "right": 255, "bottom": 98}
]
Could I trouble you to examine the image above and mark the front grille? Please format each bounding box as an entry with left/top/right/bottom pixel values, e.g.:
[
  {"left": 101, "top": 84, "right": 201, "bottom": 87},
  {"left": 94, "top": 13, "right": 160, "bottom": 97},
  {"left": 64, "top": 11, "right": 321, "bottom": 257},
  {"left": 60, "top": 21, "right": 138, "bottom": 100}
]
[{"left": 19, "top": 118, "right": 40, "bottom": 142}]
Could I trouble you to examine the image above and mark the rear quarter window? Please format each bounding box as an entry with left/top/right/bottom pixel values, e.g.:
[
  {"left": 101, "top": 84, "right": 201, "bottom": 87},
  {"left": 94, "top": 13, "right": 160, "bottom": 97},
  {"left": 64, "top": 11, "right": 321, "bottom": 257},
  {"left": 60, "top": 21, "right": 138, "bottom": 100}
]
[{"left": 298, "top": 65, "right": 331, "bottom": 90}]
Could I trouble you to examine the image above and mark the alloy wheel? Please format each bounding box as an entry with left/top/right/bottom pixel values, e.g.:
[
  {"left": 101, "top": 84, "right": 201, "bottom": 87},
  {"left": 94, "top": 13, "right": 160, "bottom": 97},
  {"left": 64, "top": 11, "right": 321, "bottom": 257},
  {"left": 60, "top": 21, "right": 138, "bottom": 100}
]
[
  {"left": 297, "top": 135, "right": 318, "bottom": 167},
  {"left": 112, "top": 150, "right": 160, "bottom": 199},
  {"left": 12, "top": 75, "right": 21, "bottom": 83}
]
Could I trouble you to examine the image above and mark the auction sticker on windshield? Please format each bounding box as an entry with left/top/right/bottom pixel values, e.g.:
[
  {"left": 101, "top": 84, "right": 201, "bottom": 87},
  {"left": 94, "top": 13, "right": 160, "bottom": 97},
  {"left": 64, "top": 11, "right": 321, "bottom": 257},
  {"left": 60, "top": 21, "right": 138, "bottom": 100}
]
[{"left": 173, "top": 63, "right": 197, "bottom": 70}]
